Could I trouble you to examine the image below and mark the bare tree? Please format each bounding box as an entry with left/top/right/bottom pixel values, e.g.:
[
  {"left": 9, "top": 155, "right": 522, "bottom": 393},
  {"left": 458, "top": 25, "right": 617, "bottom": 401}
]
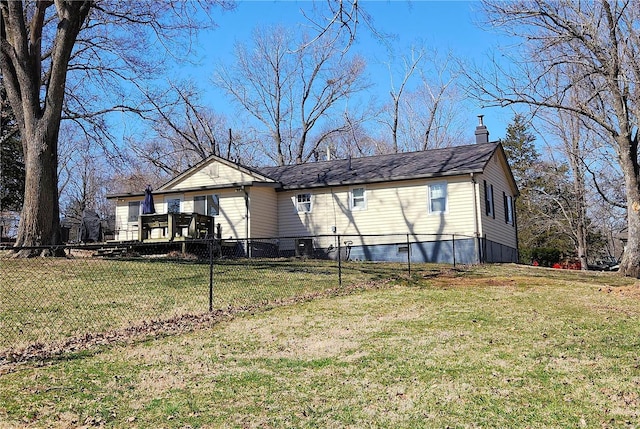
[
  {"left": 314, "top": 110, "right": 382, "bottom": 160},
  {"left": 298, "top": 0, "right": 382, "bottom": 52},
  {"left": 214, "top": 25, "right": 369, "bottom": 166},
  {"left": 405, "top": 68, "right": 466, "bottom": 151},
  {"left": 537, "top": 108, "right": 590, "bottom": 269},
  {"left": 0, "top": 0, "right": 233, "bottom": 253},
  {"left": 469, "top": 0, "right": 640, "bottom": 277},
  {"left": 382, "top": 47, "right": 466, "bottom": 153},
  {"left": 129, "top": 82, "right": 248, "bottom": 177},
  {"left": 385, "top": 47, "right": 425, "bottom": 153}
]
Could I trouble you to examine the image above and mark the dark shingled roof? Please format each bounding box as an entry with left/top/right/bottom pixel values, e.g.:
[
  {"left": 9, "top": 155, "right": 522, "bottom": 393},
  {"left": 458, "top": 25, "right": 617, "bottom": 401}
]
[{"left": 257, "top": 142, "right": 500, "bottom": 190}]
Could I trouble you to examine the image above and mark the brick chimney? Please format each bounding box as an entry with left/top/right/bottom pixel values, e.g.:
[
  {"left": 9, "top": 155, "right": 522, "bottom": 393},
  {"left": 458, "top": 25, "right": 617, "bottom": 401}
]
[{"left": 475, "top": 115, "right": 489, "bottom": 144}]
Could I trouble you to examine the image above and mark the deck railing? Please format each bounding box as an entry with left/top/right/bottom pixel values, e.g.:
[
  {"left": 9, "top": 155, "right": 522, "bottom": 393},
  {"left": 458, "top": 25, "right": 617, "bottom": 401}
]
[{"left": 138, "top": 212, "right": 215, "bottom": 242}]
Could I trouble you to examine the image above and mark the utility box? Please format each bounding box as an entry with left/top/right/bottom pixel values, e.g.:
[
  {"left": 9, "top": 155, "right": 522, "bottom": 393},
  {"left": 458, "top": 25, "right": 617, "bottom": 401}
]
[{"left": 295, "top": 238, "right": 314, "bottom": 257}]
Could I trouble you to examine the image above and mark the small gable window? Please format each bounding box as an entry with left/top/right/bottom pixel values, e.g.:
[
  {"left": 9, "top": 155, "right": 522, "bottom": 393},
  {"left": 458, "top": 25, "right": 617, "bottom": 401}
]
[
  {"left": 296, "top": 193, "right": 312, "bottom": 213},
  {"left": 351, "top": 187, "right": 366, "bottom": 211},
  {"left": 428, "top": 182, "right": 447, "bottom": 214}
]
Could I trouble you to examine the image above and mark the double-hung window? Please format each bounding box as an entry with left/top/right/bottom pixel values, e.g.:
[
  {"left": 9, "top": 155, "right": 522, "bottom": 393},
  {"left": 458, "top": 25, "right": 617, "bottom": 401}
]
[
  {"left": 351, "top": 187, "right": 366, "bottom": 211},
  {"left": 484, "top": 181, "right": 494, "bottom": 218},
  {"left": 428, "top": 182, "right": 447, "bottom": 214},
  {"left": 128, "top": 201, "right": 140, "bottom": 222},
  {"left": 504, "top": 193, "right": 514, "bottom": 225},
  {"left": 166, "top": 198, "right": 181, "bottom": 214},
  {"left": 296, "top": 193, "right": 312, "bottom": 213},
  {"left": 194, "top": 194, "right": 220, "bottom": 216}
]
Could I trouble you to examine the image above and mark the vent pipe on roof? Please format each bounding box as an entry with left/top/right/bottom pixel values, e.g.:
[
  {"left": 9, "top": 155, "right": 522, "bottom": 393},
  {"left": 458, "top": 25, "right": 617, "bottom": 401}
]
[{"left": 475, "top": 115, "right": 490, "bottom": 144}]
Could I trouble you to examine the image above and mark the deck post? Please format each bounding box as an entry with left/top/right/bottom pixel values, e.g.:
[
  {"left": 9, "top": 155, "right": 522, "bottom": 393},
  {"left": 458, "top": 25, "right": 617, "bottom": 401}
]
[{"left": 167, "top": 213, "right": 175, "bottom": 241}]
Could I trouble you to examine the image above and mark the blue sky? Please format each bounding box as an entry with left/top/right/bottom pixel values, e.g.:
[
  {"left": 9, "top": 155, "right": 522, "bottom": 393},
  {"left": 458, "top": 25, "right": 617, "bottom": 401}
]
[{"left": 177, "top": 0, "right": 515, "bottom": 141}]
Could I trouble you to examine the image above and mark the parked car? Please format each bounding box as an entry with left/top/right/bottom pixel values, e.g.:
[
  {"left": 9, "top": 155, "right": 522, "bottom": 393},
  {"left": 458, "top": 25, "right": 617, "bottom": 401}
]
[{"left": 588, "top": 257, "right": 619, "bottom": 271}]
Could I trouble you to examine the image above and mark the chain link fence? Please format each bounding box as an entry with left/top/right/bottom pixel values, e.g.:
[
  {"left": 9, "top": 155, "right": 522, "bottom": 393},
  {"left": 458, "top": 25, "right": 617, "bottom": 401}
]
[{"left": 0, "top": 233, "right": 473, "bottom": 360}]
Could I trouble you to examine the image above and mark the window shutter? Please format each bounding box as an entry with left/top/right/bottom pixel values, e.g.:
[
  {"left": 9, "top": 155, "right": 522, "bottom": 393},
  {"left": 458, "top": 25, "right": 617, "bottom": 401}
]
[
  {"left": 490, "top": 185, "right": 495, "bottom": 219},
  {"left": 484, "top": 181, "right": 493, "bottom": 216}
]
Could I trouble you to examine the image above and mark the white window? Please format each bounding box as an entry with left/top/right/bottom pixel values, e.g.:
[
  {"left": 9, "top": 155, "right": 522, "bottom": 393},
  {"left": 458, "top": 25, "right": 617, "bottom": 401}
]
[
  {"left": 351, "top": 187, "right": 367, "bottom": 211},
  {"left": 504, "top": 193, "right": 514, "bottom": 225},
  {"left": 194, "top": 194, "right": 220, "bottom": 216},
  {"left": 428, "top": 182, "right": 447, "bottom": 214},
  {"left": 296, "top": 193, "right": 312, "bottom": 213},
  {"left": 484, "top": 181, "right": 494, "bottom": 218},
  {"left": 128, "top": 201, "right": 140, "bottom": 222},
  {"left": 166, "top": 198, "right": 181, "bottom": 214}
]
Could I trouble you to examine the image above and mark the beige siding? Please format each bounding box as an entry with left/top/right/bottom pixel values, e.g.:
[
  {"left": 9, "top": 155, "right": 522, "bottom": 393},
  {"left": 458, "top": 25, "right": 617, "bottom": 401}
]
[
  {"left": 113, "top": 189, "right": 250, "bottom": 241},
  {"left": 174, "top": 189, "right": 249, "bottom": 240},
  {"left": 277, "top": 176, "right": 478, "bottom": 246},
  {"left": 113, "top": 197, "right": 143, "bottom": 241},
  {"left": 477, "top": 151, "right": 518, "bottom": 248},
  {"left": 165, "top": 159, "right": 263, "bottom": 190},
  {"left": 249, "top": 187, "right": 278, "bottom": 238},
  {"left": 215, "top": 190, "right": 248, "bottom": 239},
  {"left": 157, "top": 190, "right": 249, "bottom": 240}
]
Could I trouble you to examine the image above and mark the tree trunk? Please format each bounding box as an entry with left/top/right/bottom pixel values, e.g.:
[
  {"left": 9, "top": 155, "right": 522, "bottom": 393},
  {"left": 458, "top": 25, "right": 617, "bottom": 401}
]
[
  {"left": 14, "top": 121, "right": 62, "bottom": 255},
  {"left": 576, "top": 220, "right": 589, "bottom": 271},
  {"left": 567, "top": 125, "right": 589, "bottom": 270},
  {"left": 1, "top": 1, "right": 91, "bottom": 255},
  {"left": 617, "top": 136, "right": 640, "bottom": 277},
  {"left": 618, "top": 197, "right": 640, "bottom": 277}
]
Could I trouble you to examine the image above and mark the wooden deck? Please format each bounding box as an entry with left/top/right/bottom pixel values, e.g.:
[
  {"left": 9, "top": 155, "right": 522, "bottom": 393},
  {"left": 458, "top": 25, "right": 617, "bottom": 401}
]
[{"left": 139, "top": 212, "right": 216, "bottom": 242}]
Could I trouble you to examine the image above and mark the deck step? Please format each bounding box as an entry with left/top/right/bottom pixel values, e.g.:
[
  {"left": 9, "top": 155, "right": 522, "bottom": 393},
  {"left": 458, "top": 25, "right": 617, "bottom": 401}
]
[{"left": 94, "top": 247, "right": 127, "bottom": 257}]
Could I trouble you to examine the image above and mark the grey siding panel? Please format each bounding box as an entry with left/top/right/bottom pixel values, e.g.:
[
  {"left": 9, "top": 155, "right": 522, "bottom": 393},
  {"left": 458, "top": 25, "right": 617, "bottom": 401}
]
[
  {"left": 342, "top": 237, "right": 479, "bottom": 264},
  {"left": 478, "top": 151, "right": 518, "bottom": 249},
  {"left": 482, "top": 238, "right": 518, "bottom": 263}
]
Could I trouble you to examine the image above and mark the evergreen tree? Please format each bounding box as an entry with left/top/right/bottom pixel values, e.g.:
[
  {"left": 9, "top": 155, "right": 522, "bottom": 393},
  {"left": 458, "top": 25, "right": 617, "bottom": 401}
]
[
  {"left": 500, "top": 115, "right": 574, "bottom": 264},
  {"left": 501, "top": 114, "right": 539, "bottom": 186},
  {"left": 0, "top": 82, "right": 24, "bottom": 212}
]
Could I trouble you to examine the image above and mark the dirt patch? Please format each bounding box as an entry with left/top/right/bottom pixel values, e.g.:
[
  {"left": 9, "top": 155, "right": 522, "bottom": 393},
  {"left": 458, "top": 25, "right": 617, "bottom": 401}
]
[
  {"left": 599, "top": 285, "right": 640, "bottom": 298},
  {"left": 428, "top": 275, "right": 517, "bottom": 290}
]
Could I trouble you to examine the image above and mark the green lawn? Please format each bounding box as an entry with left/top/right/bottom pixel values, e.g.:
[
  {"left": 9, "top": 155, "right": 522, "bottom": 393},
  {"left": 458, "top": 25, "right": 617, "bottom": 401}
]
[
  {"left": 1, "top": 264, "right": 639, "bottom": 428},
  {"left": 0, "top": 256, "right": 400, "bottom": 352}
]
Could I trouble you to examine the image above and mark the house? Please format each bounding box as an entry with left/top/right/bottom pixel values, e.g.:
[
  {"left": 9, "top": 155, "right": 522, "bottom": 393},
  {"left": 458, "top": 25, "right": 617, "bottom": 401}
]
[{"left": 107, "top": 119, "right": 519, "bottom": 264}]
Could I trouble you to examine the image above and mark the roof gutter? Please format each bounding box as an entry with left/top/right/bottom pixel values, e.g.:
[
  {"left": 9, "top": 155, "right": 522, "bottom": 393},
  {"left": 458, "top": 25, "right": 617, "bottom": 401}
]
[{"left": 106, "top": 181, "right": 260, "bottom": 200}]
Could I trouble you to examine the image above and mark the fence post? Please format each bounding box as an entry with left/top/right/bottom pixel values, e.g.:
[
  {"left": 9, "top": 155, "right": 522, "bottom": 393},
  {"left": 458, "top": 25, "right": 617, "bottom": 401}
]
[
  {"left": 452, "top": 234, "right": 456, "bottom": 267},
  {"left": 337, "top": 235, "right": 342, "bottom": 287},
  {"left": 406, "top": 234, "right": 411, "bottom": 277},
  {"left": 208, "top": 238, "right": 214, "bottom": 312}
]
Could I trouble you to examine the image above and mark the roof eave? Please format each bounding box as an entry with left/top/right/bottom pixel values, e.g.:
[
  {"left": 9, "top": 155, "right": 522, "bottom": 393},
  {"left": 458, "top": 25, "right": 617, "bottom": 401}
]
[
  {"left": 274, "top": 169, "right": 485, "bottom": 191},
  {"left": 106, "top": 181, "right": 272, "bottom": 199},
  {"left": 157, "top": 155, "right": 275, "bottom": 191}
]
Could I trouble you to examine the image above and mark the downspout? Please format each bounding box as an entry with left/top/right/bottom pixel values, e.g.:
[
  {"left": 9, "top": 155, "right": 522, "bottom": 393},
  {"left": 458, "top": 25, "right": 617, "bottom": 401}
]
[
  {"left": 514, "top": 194, "right": 519, "bottom": 263},
  {"left": 242, "top": 185, "right": 250, "bottom": 257},
  {"left": 471, "top": 173, "right": 482, "bottom": 264}
]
